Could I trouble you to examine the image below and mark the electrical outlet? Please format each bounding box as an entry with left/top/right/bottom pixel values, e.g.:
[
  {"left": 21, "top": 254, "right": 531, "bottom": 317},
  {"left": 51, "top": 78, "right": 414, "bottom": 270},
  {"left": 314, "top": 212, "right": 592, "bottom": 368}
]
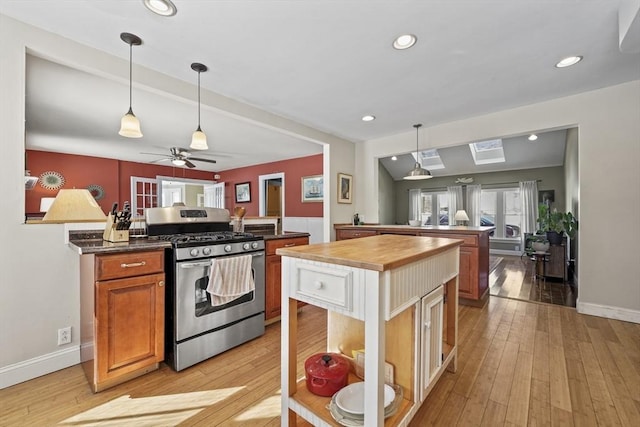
[{"left": 57, "top": 327, "right": 71, "bottom": 345}]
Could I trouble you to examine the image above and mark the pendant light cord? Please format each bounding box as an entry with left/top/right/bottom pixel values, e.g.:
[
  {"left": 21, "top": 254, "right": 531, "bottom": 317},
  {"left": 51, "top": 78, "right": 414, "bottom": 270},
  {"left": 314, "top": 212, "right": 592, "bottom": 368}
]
[
  {"left": 197, "top": 70, "right": 201, "bottom": 130},
  {"left": 414, "top": 123, "right": 422, "bottom": 162},
  {"left": 128, "top": 42, "right": 133, "bottom": 112}
]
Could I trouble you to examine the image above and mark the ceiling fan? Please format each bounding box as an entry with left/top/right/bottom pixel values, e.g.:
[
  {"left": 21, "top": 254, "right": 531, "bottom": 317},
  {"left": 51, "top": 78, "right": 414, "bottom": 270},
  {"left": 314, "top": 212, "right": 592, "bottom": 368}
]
[{"left": 142, "top": 147, "right": 217, "bottom": 168}]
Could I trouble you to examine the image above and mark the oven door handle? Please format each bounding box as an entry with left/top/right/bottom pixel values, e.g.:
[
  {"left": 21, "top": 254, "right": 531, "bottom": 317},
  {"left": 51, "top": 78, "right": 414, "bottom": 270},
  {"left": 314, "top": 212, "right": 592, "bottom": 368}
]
[{"left": 179, "top": 261, "right": 212, "bottom": 269}]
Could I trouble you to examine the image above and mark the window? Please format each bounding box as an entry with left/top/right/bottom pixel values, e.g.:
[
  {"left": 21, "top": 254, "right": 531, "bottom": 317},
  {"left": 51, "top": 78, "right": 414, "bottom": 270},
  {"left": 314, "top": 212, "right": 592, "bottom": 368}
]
[
  {"left": 420, "top": 191, "right": 450, "bottom": 225},
  {"left": 130, "top": 177, "right": 158, "bottom": 217},
  {"left": 480, "top": 187, "right": 522, "bottom": 239}
]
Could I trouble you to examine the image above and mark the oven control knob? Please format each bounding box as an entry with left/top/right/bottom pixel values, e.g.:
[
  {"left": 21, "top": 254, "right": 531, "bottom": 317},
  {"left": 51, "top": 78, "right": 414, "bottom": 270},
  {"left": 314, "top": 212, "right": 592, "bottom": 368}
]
[
  {"left": 224, "top": 244, "right": 232, "bottom": 252},
  {"left": 203, "top": 247, "right": 212, "bottom": 256},
  {"left": 243, "top": 243, "right": 250, "bottom": 250},
  {"left": 251, "top": 242, "right": 259, "bottom": 249},
  {"left": 190, "top": 248, "right": 199, "bottom": 257}
]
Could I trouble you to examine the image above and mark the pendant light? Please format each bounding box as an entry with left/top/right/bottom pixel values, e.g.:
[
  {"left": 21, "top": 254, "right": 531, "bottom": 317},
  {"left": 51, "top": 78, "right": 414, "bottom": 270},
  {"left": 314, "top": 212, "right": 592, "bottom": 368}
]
[
  {"left": 404, "top": 124, "right": 432, "bottom": 180},
  {"left": 190, "top": 62, "right": 209, "bottom": 150},
  {"left": 118, "top": 32, "right": 143, "bottom": 138}
]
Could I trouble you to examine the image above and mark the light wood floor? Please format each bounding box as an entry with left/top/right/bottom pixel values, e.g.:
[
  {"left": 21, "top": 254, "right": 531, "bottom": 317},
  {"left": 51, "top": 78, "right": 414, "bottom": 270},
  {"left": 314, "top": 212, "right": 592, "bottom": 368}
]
[
  {"left": 2, "top": 298, "right": 639, "bottom": 426},
  {"left": 490, "top": 255, "right": 577, "bottom": 308}
]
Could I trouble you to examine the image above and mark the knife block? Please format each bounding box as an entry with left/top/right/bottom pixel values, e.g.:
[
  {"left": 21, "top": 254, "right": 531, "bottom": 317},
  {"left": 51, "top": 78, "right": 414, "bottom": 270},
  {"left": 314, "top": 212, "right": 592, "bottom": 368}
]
[{"left": 103, "top": 213, "right": 129, "bottom": 242}]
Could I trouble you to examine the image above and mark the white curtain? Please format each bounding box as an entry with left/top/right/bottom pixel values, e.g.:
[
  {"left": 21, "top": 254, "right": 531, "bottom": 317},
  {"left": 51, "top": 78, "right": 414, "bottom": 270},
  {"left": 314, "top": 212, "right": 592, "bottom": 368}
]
[
  {"left": 408, "top": 188, "right": 421, "bottom": 222},
  {"left": 519, "top": 180, "right": 539, "bottom": 234},
  {"left": 466, "top": 184, "right": 482, "bottom": 226},
  {"left": 447, "top": 186, "right": 463, "bottom": 224}
]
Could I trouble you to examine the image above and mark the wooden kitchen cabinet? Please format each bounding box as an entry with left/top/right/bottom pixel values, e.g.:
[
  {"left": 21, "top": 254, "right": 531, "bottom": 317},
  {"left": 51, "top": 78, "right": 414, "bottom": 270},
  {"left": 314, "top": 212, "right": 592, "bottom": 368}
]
[
  {"left": 265, "top": 235, "right": 309, "bottom": 323},
  {"left": 545, "top": 243, "right": 566, "bottom": 281},
  {"left": 80, "top": 249, "right": 165, "bottom": 392}
]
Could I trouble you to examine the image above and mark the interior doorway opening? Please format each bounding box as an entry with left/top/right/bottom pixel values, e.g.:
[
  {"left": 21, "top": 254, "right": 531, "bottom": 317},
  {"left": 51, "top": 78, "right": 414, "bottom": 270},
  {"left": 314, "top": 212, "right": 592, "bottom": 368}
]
[{"left": 259, "top": 172, "right": 284, "bottom": 233}]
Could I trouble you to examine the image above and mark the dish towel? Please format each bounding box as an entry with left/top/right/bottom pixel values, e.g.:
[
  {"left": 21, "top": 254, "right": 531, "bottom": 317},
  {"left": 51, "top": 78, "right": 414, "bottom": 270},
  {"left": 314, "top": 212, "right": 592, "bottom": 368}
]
[{"left": 206, "top": 255, "right": 255, "bottom": 306}]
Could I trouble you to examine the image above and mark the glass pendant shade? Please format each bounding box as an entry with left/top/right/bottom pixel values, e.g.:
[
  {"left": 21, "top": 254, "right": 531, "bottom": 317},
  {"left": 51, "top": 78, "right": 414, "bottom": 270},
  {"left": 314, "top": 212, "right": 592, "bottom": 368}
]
[
  {"left": 404, "top": 123, "right": 432, "bottom": 180},
  {"left": 119, "top": 32, "right": 142, "bottom": 138},
  {"left": 189, "top": 62, "right": 209, "bottom": 150},
  {"left": 190, "top": 127, "right": 208, "bottom": 150},
  {"left": 119, "top": 108, "right": 142, "bottom": 138},
  {"left": 172, "top": 158, "right": 186, "bottom": 166}
]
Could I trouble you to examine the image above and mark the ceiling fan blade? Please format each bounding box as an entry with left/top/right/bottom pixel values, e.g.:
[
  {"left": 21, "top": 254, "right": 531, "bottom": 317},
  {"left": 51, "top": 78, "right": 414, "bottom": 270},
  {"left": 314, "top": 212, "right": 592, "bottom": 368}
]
[
  {"left": 184, "top": 160, "right": 196, "bottom": 168},
  {"left": 150, "top": 158, "right": 171, "bottom": 164},
  {"left": 189, "top": 157, "right": 217, "bottom": 164}
]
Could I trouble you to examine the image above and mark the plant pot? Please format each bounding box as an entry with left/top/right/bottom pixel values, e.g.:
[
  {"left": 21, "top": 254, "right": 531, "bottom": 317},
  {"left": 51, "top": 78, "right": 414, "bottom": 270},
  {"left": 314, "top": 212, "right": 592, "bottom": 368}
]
[
  {"left": 532, "top": 241, "right": 550, "bottom": 253},
  {"left": 546, "top": 231, "right": 564, "bottom": 245}
]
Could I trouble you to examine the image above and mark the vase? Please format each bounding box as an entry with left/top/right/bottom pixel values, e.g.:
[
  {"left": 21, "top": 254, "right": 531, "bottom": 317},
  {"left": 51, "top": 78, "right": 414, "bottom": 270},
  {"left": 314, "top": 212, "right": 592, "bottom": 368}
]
[{"left": 532, "top": 241, "right": 550, "bottom": 253}]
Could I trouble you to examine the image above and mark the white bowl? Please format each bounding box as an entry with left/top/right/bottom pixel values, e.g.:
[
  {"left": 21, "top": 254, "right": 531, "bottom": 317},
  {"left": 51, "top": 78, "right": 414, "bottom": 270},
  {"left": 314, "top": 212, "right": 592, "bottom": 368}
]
[
  {"left": 334, "top": 382, "right": 395, "bottom": 415},
  {"left": 408, "top": 220, "right": 421, "bottom": 227}
]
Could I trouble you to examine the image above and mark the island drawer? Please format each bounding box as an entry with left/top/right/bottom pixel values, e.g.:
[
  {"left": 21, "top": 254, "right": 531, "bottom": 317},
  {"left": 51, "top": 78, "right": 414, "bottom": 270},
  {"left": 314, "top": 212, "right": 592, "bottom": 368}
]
[
  {"left": 292, "top": 263, "right": 354, "bottom": 313},
  {"left": 95, "top": 250, "right": 164, "bottom": 281}
]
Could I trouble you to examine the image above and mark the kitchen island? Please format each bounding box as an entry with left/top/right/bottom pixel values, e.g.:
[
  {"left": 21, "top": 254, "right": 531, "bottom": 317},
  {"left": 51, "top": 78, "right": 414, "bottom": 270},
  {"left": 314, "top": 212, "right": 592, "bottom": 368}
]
[
  {"left": 334, "top": 224, "right": 494, "bottom": 306},
  {"left": 277, "top": 234, "right": 462, "bottom": 426}
]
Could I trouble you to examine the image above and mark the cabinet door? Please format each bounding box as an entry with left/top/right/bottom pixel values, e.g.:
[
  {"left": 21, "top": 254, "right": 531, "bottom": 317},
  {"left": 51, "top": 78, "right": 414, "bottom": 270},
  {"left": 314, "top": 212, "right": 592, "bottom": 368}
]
[
  {"left": 265, "top": 254, "right": 282, "bottom": 320},
  {"left": 420, "top": 286, "right": 444, "bottom": 401},
  {"left": 96, "top": 273, "right": 165, "bottom": 382},
  {"left": 545, "top": 245, "right": 565, "bottom": 279},
  {"left": 457, "top": 247, "right": 477, "bottom": 298}
]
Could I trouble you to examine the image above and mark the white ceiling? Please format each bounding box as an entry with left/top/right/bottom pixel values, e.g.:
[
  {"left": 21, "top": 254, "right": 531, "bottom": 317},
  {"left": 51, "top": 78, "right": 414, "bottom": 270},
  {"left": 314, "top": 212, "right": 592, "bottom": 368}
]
[{"left": 2, "top": 0, "right": 639, "bottom": 173}]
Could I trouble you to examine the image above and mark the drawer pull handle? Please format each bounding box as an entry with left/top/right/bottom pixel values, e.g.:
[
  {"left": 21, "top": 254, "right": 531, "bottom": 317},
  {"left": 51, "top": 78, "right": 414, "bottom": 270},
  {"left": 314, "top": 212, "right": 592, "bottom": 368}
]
[
  {"left": 284, "top": 243, "right": 296, "bottom": 247},
  {"left": 158, "top": 281, "right": 164, "bottom": 287},
  {"left": 314, "top": 281, "right": 324, "bottom": 290},
  {"left": 121, "top": 261, "right": 146, "bottom": 268}
]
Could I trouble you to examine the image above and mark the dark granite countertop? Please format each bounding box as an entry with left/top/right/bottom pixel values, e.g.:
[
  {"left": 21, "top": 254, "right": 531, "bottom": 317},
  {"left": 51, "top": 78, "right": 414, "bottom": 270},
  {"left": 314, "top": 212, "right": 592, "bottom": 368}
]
[
  {"left": 263, "top": 232, "right": 310, "bottom": 240},
  {"left": 68, "top": 231, "right": 171, "bottom": 255}
]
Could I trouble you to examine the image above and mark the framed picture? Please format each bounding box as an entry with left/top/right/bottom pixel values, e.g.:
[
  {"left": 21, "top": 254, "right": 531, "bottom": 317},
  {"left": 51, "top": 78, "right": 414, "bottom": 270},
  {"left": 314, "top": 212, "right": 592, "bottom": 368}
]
[
  {"left": 337, "top": 173, "right": 353, "bottom": 204},
  {"left": 301, "top": 175, "right": 323, "bottom": 202},
  {"left": 235, "top": 182, "right": 251, "bottom": 203},
  {"left": 539, "top": 190, "right": 555, "bottom": 205}
]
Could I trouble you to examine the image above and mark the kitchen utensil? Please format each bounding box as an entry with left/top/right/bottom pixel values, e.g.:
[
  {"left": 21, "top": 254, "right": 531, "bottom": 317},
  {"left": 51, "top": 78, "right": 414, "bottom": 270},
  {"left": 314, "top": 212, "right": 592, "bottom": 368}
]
[
  {"left": 334, "top": 382, "right": 395, "bottom": 416},
  {"left": 304, "top": 353, "right": 350, "bottom": 397},
  {"left": 234, "top": 206, "right": 246, "bottom": 218}
]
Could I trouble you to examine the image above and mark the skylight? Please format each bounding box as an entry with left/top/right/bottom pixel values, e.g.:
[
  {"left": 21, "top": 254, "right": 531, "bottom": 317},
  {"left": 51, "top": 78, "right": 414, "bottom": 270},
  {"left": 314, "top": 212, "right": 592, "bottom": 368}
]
[
  {"left": 412, "top": 149, "right": 445, "bottom": 170},
  {"left": 469, "top": 139, "right": 505, "bottom": 165}
]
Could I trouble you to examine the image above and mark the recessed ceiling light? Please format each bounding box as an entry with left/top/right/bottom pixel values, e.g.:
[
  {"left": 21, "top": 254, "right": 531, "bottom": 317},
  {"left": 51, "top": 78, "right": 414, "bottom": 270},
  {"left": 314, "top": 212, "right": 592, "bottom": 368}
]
[
  {"left": 555, "top": 56, "right": 582, "bottom": 68},
  {"left": 143, "top": 0, "right": 177, "bottom": 17},
  {"left": 528, "top": 134, "right": 538, "bottom": 141},
  {"left": 391, "top": 156, "right": 397, "bottom": 161},
  {"left": 393, "top": 34, "right": 417, "bottom": 50},
  {"left": 362, "top": 115, "right": 376, "bottom": 122}
]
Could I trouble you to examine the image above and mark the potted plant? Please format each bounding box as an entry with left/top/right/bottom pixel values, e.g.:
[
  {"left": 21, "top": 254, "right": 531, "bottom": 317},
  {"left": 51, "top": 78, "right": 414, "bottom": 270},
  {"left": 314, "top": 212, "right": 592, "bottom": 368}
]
[
  {"left": 537, "top": 204, "right": 578, "bottom": 245},
  {"left": 530, "top": 233, "right": 550, "bottom": 253}
]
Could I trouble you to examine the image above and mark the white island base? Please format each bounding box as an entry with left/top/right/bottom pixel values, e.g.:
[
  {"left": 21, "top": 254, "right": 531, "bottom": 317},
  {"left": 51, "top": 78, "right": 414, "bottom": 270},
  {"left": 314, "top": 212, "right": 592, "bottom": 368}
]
[{"left": 278, "top": 235, "right": 462, "bottom": 426}]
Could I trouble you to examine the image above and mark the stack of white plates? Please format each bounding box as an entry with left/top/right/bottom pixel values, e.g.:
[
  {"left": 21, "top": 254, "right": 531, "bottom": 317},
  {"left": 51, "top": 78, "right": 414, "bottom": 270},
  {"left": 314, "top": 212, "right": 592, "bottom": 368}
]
[{"left": 328, "top": 382, "right": 399, "bottom": 426}]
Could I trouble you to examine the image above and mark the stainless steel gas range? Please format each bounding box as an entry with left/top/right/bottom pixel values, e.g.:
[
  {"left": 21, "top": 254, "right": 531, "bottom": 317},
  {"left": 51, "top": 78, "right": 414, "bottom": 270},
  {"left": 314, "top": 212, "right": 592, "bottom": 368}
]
[{"left": 145, "top": 206, "right": 265, "bottom": 371}]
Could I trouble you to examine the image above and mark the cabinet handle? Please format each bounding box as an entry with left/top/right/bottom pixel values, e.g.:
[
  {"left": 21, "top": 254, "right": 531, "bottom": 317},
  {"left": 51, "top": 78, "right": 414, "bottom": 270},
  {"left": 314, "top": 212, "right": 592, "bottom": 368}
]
[
  {"left": 284, "top": 243, "right": 296, "bottom": 247},
  {"left": 158, "top": 281, "right": 164, "bottom": 287},
  {"left": 424, "top": 321, "right": 431, "bottom": 329},
  {"left": 314, "top": 281, "right": 324, "bottom": 290},
  {"left": 120, "top": 261, "right": 146, "bottom": 268}
]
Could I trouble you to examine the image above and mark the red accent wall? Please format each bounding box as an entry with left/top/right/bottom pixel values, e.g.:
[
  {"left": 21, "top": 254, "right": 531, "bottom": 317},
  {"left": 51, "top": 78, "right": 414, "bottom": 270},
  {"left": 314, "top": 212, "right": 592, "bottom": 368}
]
[
  {"left": 215, "top": 154, "right": 323, "bottom": 217},
  {"left": 26, "top": 150, "right": 323, "bottom": 218},
  {"left": 25, "top": 150, "right": 213, "bottom": 215}
]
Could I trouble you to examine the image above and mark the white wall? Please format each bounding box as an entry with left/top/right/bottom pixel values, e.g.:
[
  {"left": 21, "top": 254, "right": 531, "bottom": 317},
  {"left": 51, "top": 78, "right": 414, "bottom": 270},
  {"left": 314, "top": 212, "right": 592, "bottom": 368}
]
[
  {"left": 0, "top": 14, "right": 354, "bottom": 387},
  {"left": 356, "top": 81, "right": 640, "bottom": 323}
]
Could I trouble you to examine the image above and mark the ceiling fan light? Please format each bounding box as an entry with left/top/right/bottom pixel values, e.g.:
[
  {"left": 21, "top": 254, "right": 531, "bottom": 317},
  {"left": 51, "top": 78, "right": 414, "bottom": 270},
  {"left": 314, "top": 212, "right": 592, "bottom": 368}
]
[
  {"left": 119, "top": 109, "right": 143, "bottom": 138},
  {"left": 172, "top": 158, "right": 186, "bottom": 166},
  {"left": 190, "top": 128, "right": 208, "bottom": 150}
]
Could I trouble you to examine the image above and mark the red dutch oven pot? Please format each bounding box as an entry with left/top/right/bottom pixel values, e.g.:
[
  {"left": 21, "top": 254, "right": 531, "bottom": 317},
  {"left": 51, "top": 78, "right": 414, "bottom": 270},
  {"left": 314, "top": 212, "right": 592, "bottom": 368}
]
[{"left": 304, "top": 353, "right": 350, "bottom": 397}]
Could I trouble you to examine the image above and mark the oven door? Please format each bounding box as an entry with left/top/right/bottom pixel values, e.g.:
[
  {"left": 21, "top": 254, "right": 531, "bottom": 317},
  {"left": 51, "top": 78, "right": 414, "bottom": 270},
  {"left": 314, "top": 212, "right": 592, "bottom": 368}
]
[{"left": 174, "top": 251, "right": 265, "bottom": 342}]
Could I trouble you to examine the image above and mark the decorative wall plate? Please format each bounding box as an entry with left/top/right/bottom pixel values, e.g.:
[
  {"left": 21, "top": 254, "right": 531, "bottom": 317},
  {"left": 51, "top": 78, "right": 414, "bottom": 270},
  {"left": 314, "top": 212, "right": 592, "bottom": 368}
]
[
  {"left": 86, "top": 184, "right": 105, "bottom": 200},
  {"left": 39, "top": 171, "right": 65, "bottom": 190}
]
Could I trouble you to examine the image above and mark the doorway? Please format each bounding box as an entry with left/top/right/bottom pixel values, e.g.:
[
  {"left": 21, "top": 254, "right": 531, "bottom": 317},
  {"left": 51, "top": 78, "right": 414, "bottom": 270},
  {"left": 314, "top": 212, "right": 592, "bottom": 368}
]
[{"left": 259, "top": 173, "right": 284, "bottom": 233}]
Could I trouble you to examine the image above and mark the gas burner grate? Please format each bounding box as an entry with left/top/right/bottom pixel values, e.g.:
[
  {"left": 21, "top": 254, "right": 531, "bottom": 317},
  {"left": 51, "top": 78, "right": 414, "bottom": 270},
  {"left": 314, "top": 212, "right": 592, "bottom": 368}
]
[{"left": 152, "top": 231, "right": 256, "bottom": 245}]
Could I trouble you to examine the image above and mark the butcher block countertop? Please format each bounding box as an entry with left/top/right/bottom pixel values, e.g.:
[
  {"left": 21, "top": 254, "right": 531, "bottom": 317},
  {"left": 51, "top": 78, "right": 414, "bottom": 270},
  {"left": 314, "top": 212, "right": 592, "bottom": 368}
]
[{"left": 276, "top": 234, "right": 462, "bottom": 272}]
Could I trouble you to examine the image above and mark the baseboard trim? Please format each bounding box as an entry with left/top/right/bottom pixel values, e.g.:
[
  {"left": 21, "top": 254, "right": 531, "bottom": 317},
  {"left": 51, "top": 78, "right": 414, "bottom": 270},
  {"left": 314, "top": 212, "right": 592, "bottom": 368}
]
[
  {"left": 0, "top": 345, "right": 80, "bottom": 389},
  {"left": 577, "top": 301, "right": 640, "bottom": 324}
]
